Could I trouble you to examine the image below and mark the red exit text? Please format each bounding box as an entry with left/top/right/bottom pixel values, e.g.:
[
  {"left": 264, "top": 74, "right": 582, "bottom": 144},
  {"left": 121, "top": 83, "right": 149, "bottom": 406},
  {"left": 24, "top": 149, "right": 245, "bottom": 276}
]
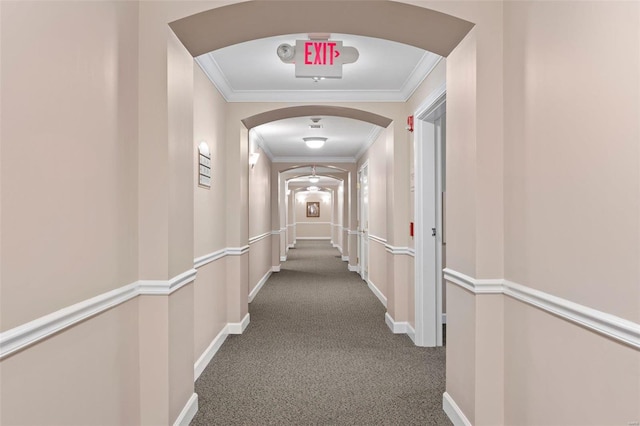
[{"left": 304, "top": 41, "right": 341, "bottom": 65}]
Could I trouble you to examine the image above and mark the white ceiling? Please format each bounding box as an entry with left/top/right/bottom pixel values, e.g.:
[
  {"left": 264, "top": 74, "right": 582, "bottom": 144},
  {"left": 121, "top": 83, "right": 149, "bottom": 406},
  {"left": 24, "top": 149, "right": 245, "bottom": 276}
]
[
  {"left": 196, "top": 33, "right": 441, "bottom": 164},
  {"left": 251, "top": 116, "right": 382, "bottom": 163}
]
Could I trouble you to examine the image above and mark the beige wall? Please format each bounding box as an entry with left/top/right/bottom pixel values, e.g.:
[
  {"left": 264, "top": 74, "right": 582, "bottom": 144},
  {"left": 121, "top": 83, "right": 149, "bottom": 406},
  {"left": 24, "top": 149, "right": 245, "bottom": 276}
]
[
  {"left": 0, "top": 299, "right": 141, "bottom": 425},
  {"left": 501, "top": 1, "right": 640, "bottom": 423},
  {"left": 192, "top": 65, "right": 228, "bottom": 363},
  {"left": 249, "top": 145, "right": 273, "bottom": 292},
  {"left": 295, "top": 192, "right": 332, "bottom": 239},
  {"left": 0, "top": 0, "right": 139, "bottom": 331},
  {"left": 0, "top": 1, "right": 143, "bottom": 423}
]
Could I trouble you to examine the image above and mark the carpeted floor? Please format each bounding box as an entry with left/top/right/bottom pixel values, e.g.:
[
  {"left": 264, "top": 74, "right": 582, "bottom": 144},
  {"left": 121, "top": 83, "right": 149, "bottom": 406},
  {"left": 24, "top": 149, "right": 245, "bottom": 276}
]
[{"left": 192, "top": 240, "right": 450, "bottom": 425}]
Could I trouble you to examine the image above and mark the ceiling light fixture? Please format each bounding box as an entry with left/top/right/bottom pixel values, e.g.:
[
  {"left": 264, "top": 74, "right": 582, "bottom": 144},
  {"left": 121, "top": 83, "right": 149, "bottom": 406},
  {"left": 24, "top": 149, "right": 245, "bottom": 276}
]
[
  {"left": 303, "top": 137, "right": 327, "bottom": 149},
  {"left": 307, "top": 186, "right": 320, "bottom": 192}
]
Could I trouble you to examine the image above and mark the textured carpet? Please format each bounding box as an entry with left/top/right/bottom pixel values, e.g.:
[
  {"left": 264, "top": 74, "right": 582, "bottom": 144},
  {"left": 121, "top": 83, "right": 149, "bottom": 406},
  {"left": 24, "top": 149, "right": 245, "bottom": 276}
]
[{"left": 192, "top": 240, "right": 450, "bottom": 425}]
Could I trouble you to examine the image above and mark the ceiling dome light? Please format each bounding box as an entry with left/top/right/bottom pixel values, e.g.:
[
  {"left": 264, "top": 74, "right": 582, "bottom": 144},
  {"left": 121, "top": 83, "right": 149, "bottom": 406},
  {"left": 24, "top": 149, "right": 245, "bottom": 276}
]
[
  {"left": 309, "top": 176, "right": 320, "bottom": 183},
  {"left": 307, "top": 186, "right": 320, "bottom": 192},
  {"left": 303, "top": 137, "right": 327, "bottom": 149}
]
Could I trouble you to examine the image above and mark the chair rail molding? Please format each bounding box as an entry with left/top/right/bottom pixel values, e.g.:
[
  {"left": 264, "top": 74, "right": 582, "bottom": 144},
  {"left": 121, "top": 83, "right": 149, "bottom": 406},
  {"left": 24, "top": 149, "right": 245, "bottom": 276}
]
[
  {"left": 443, "top": 268, "right": 640, "bottom": 349},
  {"left": 0, "top": 268, "right": 198, "bottom": 359}
]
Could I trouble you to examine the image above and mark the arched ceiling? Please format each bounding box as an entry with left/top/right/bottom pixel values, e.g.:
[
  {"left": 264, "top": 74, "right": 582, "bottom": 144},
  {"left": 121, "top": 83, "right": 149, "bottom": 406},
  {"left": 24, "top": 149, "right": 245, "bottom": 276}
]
[{"left": 170, "top": 1, "right": 473, "bottom": 164}]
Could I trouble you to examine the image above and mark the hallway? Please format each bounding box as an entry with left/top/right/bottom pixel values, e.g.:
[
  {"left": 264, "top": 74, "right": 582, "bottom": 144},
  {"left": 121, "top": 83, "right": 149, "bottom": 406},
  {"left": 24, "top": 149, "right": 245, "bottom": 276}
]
[{"left": 193, "top": 241, "right": 449, "bottom": 425}]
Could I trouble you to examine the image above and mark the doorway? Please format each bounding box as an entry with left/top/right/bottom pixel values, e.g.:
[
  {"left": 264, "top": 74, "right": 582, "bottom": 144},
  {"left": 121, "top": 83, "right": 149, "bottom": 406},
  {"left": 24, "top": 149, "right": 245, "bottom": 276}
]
[
  {"left": 414, "top": 86, "right": 446, "bottom": 347},
  {"left": 358, "top": 162, "right": 370, "bottom": 282}
]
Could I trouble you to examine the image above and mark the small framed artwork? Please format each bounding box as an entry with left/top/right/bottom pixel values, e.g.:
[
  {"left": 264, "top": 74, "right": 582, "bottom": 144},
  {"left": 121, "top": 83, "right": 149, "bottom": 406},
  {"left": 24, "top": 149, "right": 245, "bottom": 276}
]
[{"left": 306, "top": 201, "right": 320, "bottom": 218}]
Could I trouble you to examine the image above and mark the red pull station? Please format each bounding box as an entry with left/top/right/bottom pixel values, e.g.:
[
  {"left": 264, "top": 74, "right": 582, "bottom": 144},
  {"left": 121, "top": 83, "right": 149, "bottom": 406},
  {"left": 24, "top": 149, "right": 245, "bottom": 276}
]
[
  {"left": 407, "top": 115, "right": 414, "bottom": 132},
  {"left": 410, "top": 222, "right": 414, "bottom": 237}
]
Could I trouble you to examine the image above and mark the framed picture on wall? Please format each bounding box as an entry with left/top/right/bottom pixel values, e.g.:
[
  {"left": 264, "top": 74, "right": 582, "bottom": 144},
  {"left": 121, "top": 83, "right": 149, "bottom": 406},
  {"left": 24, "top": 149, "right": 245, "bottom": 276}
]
[{"left": 306, "top": 201, "right": 320, "bottom": 218}]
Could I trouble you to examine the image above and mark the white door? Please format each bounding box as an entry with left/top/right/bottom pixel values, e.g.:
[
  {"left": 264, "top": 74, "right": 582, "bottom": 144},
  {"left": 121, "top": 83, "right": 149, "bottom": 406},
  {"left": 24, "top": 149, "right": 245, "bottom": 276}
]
[{"left": 359, "top": 163, "right": 369, "bottom": 281}]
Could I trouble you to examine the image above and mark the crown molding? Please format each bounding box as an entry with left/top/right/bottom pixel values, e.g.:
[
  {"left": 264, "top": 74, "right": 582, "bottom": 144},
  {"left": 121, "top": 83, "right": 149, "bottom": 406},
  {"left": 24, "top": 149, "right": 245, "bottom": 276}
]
[
  {"left": 196, "top": 51, "right": 442, "bottom": 103},
  {"left": 355, "top": 126, "right": 384, "bottom": 162},
  {"left": 402, "top": 54, "right": 443, "bottom": 100}
]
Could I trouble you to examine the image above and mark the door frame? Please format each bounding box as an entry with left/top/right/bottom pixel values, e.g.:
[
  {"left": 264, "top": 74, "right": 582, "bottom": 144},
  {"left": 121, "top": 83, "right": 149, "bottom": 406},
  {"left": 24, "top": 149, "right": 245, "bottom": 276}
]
[
  {"left": 358, "top": 161, "right": 369, "bottom": 282},
  {"left": 414, "top": 82, "right": 446, "bottom": 347}
]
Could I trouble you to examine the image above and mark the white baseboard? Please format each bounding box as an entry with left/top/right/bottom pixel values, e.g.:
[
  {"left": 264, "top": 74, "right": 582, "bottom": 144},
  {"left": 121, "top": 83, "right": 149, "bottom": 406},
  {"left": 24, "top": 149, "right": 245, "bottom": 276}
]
[
  {"left": 194, "top": 327, "right": 228, "bottom": 380},
  {"left": 173, "top": 393, "right": 198, "bottom": 426},
  {"left": 442, "top": 313, "right": 447, "bottom": 324},
  {"left": 407, "top": 323, "right": 416, "bottom": 343},
  {"left": 288, "top": 243, "right": 295, "bottom": 249},
  {"left": 443, "top": 392, "right": 472, "bottom": 426},
  {"left": 367, "top": 279, "right": 387, "bottom": 308},
  {"left": 280, "top": 255, "right": 287, "bottom": 262},
  {"left": 228, "top": 313, "right": 250, "bottom": 334},
  {"left": 385, "top": 312, "right": 410, "bottom": 334},
  {"left": 249, "top": 270, "right": 271, "bottom": 303},
  {"left": 341, "top": 255, "right": 349, "bottom": 262},
  {"left": 348, "top": 264, "right": 360, "bottom": 273},
  {"left": 272, "top": 265, "right": 281, "bottom": 272}
]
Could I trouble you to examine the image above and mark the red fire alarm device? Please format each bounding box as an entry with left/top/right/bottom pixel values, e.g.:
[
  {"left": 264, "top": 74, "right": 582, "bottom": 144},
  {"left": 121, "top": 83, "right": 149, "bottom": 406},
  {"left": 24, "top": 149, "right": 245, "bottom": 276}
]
[
  {"left": 407, "top": 115, "right": 414, "bottom": 132},
  {"left": 410, "top": 222, "right": 414, "bottom": 237}
]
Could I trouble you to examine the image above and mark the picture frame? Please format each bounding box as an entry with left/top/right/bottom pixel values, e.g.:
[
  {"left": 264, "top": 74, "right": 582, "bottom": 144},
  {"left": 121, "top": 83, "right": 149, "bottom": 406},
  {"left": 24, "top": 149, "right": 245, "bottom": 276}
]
[{"left": 306, "top": 201, "right": 320, "bottom": 218}]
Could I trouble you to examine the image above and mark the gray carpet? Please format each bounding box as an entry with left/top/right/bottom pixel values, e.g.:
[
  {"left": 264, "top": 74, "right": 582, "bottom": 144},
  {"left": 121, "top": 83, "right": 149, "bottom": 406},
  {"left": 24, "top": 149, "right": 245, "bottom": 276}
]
[{"left": 192, "top": 240, "right": 450, "bottom": 425}]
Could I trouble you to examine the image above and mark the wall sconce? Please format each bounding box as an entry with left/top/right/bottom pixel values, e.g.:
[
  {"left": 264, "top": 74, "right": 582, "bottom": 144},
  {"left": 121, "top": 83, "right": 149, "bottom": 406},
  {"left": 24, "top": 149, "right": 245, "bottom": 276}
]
[{"left": 249, "top": 152, "right": 260, "bottom": 169}]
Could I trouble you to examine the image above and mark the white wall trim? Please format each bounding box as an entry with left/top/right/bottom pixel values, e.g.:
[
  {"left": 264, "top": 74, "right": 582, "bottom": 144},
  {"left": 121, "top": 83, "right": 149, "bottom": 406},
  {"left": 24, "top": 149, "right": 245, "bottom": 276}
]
[
  {"left": 442, "top": 313, "right": 447, "bottom": 324},
  {"left": 195, "top": 246, "right": 253, "bottom": 269},
  {"left": 443, "top": 392, "right": 472, "bottom": 426},
  {"left": 194, "top": 248, "right": 226, "bottom": 269},
  {"left": 348, "top": 264, "right": 360, "bottom": 273},
  {"left": 444, "top": 268, "right": 640, "bottom": 349},
  {"left": 347, "top": 229, "right": 360, "bottom": 236},
  {"left": 138, "top": 269, "right": 198, "bottom": 296},
  {"left": 368, "top": 234, "right": 387, "bottom": 245},
  {"left": 173, "top": 393, "right": 198, "bottom": 426},
  {"left": 194, "top": 327, "right": 228, "bottom": 380},
  {"left": 385, "top": 312, "right": 410, "bottom": 334},
  {"left": 287, "top": 243, "right": 295, "bottom": 249},
  {"left": 384, "top": 244, "right": 415, "bottom": 257},
  {"left": 407, "top": 323, "right": 416, "bottom": 343},
  {"left": 280, "top": 255, "right": 287, "bottom": 262},
  {"left": 443, "top": 268, "right": 503, "bottom": 294},
  {"left": 0, "top": 268, "right": 199, "bottom": 359},
  {"left": 274, "top": 156, "right": 356, "bottom": 163},
  {"left": 228, "top": 313, "right": 250, "bottom": 334},
  {"left": 272, "top": 265, "right": 281, "bottom": 272},
  {"left": 367, "top": 279, "right": 387, "bottom": 308},
  {"left": 226, "top": 245, "right": 250, "bottom": 256},
  {"left": 249, "top": 231, "right": 271, "bottom": 245},
  {"left": 296, "top": 237, "right": 331, "bottom": 240},
  {"left": 249, "top": 270, "right": 272, "bottom": 303},
  {"left": 0, "top": 281, "right": 138, "bottom": 359},
  {"left": 341, "top": 255, "right": 349, "bottom": 262}
]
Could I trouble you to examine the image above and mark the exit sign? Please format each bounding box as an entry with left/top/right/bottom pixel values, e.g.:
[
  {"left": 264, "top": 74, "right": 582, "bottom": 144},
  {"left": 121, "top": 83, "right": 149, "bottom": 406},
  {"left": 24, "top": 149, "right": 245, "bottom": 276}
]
[{"left": 295, "top": 40, "right": 345, "bottom": 78}]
